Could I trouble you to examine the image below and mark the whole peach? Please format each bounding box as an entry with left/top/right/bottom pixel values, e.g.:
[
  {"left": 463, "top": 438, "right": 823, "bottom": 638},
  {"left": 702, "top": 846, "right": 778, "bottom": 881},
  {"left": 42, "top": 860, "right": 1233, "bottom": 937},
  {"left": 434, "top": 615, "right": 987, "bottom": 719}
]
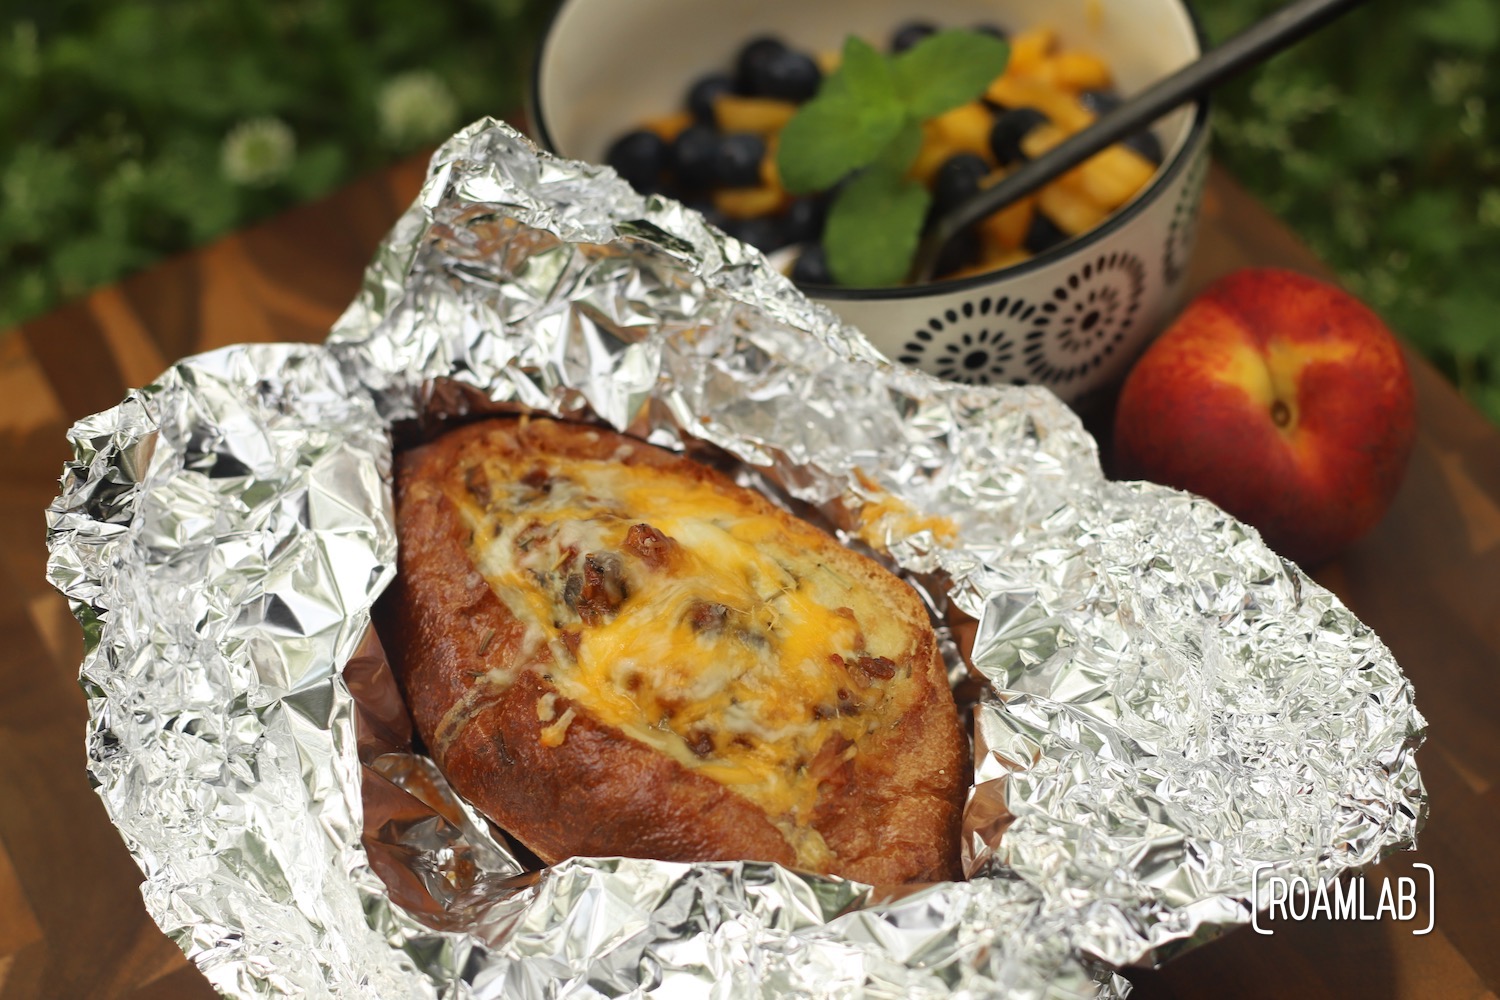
[{"left": 1113, "top": 268, "right": 1415, "bottom": 567}]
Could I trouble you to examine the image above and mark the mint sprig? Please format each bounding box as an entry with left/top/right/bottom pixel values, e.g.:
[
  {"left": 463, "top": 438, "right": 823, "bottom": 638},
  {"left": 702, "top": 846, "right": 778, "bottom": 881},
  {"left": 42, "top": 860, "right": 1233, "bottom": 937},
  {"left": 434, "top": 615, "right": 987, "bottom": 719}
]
[
  {"left": 777, "top": 38, "right": 904, "bottom": 194},
  {"left": 776, "top": 30, "right": 1009, "bottom": 287},
  {"left": 892, "top": 30, "right": 1014, "bottom": 118},
  {"left": 823, "top": 159, "right": 929, "bottom": 287}
]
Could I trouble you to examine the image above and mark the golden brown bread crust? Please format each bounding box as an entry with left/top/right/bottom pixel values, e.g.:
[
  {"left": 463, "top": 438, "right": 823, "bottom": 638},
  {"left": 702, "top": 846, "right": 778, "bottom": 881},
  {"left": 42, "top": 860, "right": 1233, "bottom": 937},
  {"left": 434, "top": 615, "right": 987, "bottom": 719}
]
[{"left": 388, "top": 417, "right": 966, "bottom": 883}]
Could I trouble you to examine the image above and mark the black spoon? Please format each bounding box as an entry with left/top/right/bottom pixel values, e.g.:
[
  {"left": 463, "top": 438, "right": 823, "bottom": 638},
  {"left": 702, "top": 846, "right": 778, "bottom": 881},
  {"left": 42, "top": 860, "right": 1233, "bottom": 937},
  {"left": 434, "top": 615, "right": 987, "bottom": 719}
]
[{"left": 907, "top": 0, "right": 1372, "bottom": 284}]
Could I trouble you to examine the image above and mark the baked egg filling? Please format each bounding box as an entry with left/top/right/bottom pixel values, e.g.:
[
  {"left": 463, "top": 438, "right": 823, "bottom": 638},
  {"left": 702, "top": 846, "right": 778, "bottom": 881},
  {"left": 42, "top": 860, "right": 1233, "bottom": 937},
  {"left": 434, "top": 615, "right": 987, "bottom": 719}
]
[{"left": 451, "top": 454, "right": 921, "bottom": 860}]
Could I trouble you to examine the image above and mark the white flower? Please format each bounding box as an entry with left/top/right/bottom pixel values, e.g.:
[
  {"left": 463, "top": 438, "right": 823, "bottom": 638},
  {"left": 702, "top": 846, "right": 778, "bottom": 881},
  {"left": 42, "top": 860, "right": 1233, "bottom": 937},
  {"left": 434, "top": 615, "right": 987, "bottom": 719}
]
[
  {"left": 220, "top": 117, "right": 296, "bottom": 187},
  {"left": 377, "top": 70, "right": 460, "bottom": 147}
]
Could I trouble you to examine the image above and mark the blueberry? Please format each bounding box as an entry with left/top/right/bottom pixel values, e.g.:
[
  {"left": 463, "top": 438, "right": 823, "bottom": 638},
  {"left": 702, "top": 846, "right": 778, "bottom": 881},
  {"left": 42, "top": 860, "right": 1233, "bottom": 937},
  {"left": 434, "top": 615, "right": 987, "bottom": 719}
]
[
  {"left": 784, "top": 197, "right": 825, "bottom": 243},
  {"left": 1079, "top": 89, "right": 1122, "bottom": 115},
  {"left": 1123, "top": 129, "right": 1164, "bottom": 165},
  {"left": 750, "top": 48, "right": 822, "bottom": 101},
  {"left": 727, "top": 216, "right": 787, "bottom": 253},
  {"left": 716, "top": 132, "right": 765, "bottom": 188},
  {"left": 1023, "top": 211, "right": 1069, "bottom": 254},
  {"left": 972, "top": 22, "right": 1009, "bottom": 41},
  {"left": 605, "top": 129, "right": 669, "bottom": 191},
  {"left": 891, "top": 21, "right": 937, "bottom": 53},
  {"left": 989, "top": 107, "right": 1050, "bottom": 166},
  {"left": 672, "top": 124, "right": 720, "bottom": 189},
  {"left": 687, "top": 72, "right": 734, "bottom": 123},
  {"left": 791, "top": 243, "right": 832, "bottom": 285},
  {"left": 931, "top": 153, "right": 990, "bottom": 218},
  {"left": 934, "top": 227, "right": 981, "bottom": 278},
  {"left": 735, "top": 35, "right": 787, "bottom": 94}
]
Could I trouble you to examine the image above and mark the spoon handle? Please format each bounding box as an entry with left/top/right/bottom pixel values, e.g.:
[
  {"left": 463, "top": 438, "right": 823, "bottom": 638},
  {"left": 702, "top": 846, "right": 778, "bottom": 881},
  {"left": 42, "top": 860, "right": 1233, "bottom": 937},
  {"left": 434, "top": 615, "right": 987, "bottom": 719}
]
[{"left": 908, "top": 0, "right": 1372, "bottom": 284}]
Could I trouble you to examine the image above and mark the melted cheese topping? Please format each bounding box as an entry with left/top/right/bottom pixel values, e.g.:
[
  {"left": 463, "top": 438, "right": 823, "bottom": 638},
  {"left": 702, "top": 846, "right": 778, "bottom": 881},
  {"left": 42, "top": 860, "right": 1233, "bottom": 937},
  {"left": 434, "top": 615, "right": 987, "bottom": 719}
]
[{"left": 450, "top": 453, "right": 921, "bottom": 864}]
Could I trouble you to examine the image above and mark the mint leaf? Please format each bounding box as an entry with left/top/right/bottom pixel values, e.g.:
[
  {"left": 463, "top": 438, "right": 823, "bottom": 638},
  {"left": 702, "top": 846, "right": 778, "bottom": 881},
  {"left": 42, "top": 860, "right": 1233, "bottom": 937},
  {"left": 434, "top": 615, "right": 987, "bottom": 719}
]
[
  {"left": 777, "top": 36, "right": 904, "bottom": 194},
  {"left": 776, "top": 28, "right": 1006, "bottom": 281},
  {"left": 777, "top": 95, "right": 905, "bottom": 194},
  {"left": 837, "top": 35, "right": 898, "bottom": 105},
  {"left": 892, "top": 30, "right": 1010, "bottom": 119},
  {"left": 824, "top": 163, "right": 930, "bottom": 287},
  {"left": 878, "top": 117, "right": 925, "bottom": 174}
]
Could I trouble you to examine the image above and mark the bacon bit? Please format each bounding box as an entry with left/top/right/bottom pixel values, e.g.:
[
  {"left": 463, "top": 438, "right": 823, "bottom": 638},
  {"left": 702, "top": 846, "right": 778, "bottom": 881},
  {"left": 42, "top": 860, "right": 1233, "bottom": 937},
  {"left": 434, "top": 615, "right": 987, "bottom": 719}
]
[
  {"left": 520, "top": 467, "right": 552, "bottom": 491},
  {"left": 685, "top": 730, "right": 716, "bottom": 758},
  {"left": 559, "top": 628, "right": 582, "bottom": 658},
  {"left": 808, "top": 734, "right": 856, "bottom": 792},
  {"left": 834, "top": 606, "right": 867, "bottom": 650},
  {"left": 622, "top": 522, "right": 680, "bottom": 570},
  {"left": 686, "top": 600, "right": 729, "bottom": 634},
  {"left": 514, "top": 520, "right": 548, "bottom": 553},
  {"left": 854, "top": 655, "right": 897, "bottom": 681},
  {"left": 838, "top": 653, "right": 896, "bottom": 688},
  {"left": 563, "top": 570, "right": 581, "bottom": 609},
  {"left": 568, "top": 552, "right": 627, "bottom": 625},
  {"left": 463, "top": 464, "right": 491, "bottom": 507},
  {"left": 836, "top": 688, "right": 861, "bottom": 716}
]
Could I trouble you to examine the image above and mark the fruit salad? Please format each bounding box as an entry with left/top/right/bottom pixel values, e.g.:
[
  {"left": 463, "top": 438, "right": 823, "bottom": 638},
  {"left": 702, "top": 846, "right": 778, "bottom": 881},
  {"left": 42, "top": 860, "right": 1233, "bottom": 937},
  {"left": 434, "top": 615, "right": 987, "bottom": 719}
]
[{"left": 603, "top": 21, "right": 1165, "bottom": 288}]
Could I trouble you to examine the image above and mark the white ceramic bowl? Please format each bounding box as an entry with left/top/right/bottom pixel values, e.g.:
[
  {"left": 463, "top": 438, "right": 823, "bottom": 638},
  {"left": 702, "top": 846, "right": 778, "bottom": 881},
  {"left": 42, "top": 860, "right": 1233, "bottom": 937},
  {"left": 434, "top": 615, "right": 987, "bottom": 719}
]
[{"left": 532, "top": 0, "right": 1210, "bottom": 406}]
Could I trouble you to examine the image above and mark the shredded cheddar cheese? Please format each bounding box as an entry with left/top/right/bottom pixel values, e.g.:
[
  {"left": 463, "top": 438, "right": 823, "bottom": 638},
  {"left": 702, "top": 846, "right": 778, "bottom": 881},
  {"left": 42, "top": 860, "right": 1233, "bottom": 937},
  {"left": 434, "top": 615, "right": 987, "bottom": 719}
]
[{"left": 449, "top": 456, "right": 922, "bottom": 843}]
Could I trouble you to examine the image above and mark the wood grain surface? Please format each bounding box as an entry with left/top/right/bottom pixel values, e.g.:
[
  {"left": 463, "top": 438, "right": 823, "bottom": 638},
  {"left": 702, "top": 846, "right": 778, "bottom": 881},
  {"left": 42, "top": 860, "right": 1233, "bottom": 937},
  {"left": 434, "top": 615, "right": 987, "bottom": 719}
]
[{"left": 1, "top": 151, "right": 1496, "bottom": 1000}]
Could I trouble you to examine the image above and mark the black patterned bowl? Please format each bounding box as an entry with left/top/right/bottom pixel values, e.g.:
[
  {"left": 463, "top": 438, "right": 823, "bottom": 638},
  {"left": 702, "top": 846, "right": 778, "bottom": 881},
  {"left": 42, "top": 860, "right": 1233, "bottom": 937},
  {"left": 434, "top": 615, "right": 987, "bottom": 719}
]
[{"left": 534, "top": 0, "right": 1211, "bottom": 405}]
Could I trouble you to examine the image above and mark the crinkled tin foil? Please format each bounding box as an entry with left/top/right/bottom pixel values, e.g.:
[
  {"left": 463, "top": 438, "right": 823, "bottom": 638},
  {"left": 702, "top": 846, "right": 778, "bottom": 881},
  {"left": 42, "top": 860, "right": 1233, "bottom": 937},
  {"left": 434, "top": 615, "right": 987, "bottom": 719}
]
[{"left": 47, "top": 119, "right": 1426, "bottom": 999}]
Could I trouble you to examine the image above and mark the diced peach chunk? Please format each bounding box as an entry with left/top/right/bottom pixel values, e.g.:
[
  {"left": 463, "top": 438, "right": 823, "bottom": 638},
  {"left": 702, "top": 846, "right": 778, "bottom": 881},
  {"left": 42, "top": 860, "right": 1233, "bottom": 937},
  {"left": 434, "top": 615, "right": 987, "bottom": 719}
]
[
  {"left": 643, "top": 110, "right": 694, "bottom": 143},
  {"left": 983, "top": 246, "right": 1033, "bottom": 270},
  {"left": 1047, "top": 50, "right": 1112, "bottom": 92},
  {"left": 978, "top": 190, "right": 1035, "bottom": 250},
  {"left": 1038, "top": 184, "right": 1107, "bottom": 235},
  {"left": 947, "top": 246, "right": 1032, "bottom": 280},
  {"left": 713, "top": 184, "right": 789, "bottom": 219},
  {"left": 1077, "top": 145, "right": 1158, "bottom": 209},
  {"left": 1006, "top": 27, "right": 1058, "bottom": 78},
  {"left": 930, "top": 102, "right": 996, "bottom": 162},
  {"left": 986, "top": 77, "right": 1094, "bottom": 131},
  {"left": 759, "top": 135, "right": 785, "bottom": 191},
  {"left": 713, "top": 95, "right": 797, "bottom": 135},
  {"left": 908, "top": 123, "right": 960, "bottom": 184},
  {"left": 1020, "top": 123, "right": 1069, "bottom": 160},
  {"left": 943, "top": 261, "right": 990, "bottom": 280}
]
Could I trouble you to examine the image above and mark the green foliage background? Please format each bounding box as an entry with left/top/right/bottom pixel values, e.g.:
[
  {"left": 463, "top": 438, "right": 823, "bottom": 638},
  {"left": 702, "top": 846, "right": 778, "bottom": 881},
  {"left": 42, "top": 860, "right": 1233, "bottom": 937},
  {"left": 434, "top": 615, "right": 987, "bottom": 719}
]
[
  {"left": 2, "top": 0, "right": 1497, "bottom": 423},
  {"left": 1200, "top": 0, "right": 1500, "bottom": 424},
  {"left": 0, "top": 0, "right": 549, "bottom": 323}
]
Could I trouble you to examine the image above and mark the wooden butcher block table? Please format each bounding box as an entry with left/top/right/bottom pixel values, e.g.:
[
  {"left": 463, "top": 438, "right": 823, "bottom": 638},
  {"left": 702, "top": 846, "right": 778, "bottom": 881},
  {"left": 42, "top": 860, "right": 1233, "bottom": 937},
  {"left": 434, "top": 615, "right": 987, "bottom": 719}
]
[{"left": 1, "top": 152, "right": 1497, "bottom": 1000}]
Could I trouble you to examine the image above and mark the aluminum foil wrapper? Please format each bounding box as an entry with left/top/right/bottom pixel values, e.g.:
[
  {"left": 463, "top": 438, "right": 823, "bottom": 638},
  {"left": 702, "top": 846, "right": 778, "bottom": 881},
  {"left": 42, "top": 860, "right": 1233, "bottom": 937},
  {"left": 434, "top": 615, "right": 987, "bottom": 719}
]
[{"left": 47, "top": 119, "right": 1426, "bottom": 999}]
